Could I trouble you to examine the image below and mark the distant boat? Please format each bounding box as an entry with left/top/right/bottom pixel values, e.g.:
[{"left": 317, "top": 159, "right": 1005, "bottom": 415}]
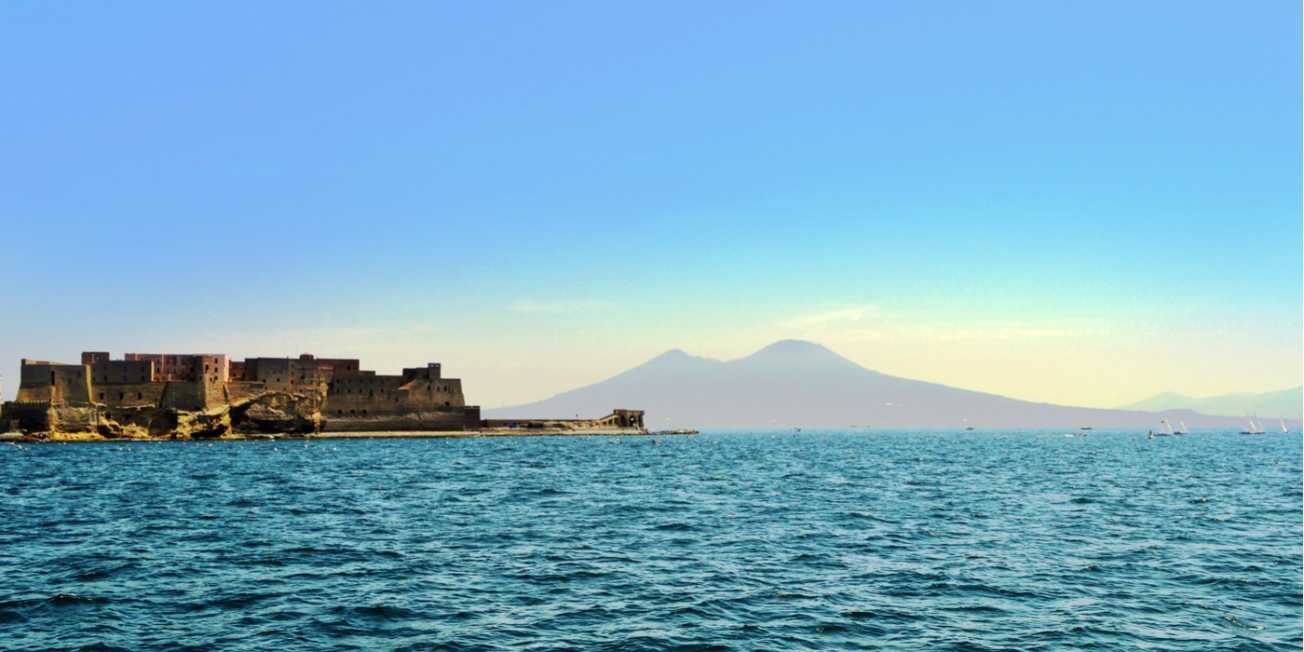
[
  {"left": 1080, "top": 426, "right": 1093, "bottom": 431},
  {"left": 963, "top": 419, "right": 974, "bottom": 431},
  {"left": 1240, "top": 416, "right": 1264, "bottom": 435},
  {"left": 1174, "top": 421, "right": 1188, "bottom": 435},
  {"left": 1280, "top": 419, "right": 1289, "bottom": 433},
  {"left": 1160, "top": 419, "right": 1176, "bottom": 437}
]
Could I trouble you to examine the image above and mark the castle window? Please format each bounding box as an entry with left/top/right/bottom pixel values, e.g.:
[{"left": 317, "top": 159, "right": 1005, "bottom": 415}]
[
  {"left": 137, "top": 392, "right": 143, "bottom": 399},
  {"left": 98, "top": 393, "right": 104, "bottom": 400},
  {"left": 118, "top": 392, "right": 124, "bottom": 400}
]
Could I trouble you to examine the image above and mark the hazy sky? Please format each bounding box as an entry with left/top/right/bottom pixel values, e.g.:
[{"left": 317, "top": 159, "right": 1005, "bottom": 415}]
[{"left": 2, "top": 1, "right": 1299, "bottom": 408}]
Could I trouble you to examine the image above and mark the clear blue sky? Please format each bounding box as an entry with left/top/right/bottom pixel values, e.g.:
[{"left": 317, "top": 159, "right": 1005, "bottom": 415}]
[{"left": 1, "top": 1, "right": 1299, "bottom": 407}]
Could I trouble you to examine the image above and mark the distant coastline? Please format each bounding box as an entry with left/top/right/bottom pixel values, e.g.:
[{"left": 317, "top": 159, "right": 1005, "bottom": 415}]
[{"left": 487, "top": 340, "right": 1303, "bottom": 430}]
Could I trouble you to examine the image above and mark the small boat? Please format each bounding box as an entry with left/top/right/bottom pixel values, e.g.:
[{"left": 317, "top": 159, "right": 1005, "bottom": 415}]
[
  {"left": 1280, "top": 419, "right": 1289, "bottom": 433},
  {"left": 1160, "top": 419, "right": 1177, "bottom": 437},
  {"left": 1240, "top": 416, "right": 1265, "bottom": 435},
  {"left": 1174, "top": 421, "right": 1188, "bottom": 435},
  {"left": 1080, "top": 426, "right": 1093, "bottom": 431}
]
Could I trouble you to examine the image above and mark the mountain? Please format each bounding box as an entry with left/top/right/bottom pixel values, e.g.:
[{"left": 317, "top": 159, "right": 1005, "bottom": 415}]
[
  {"left": 486, "top": 340, "right": 1292, "bottom": 429},
  {"left": 1121, "top": 387, "right": 1301, "bottom": 420}
]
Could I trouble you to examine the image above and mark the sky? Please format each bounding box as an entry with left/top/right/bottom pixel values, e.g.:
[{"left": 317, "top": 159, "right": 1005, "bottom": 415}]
[{"left": 1, "top": 1, "right": 1299, "bottom": 408}]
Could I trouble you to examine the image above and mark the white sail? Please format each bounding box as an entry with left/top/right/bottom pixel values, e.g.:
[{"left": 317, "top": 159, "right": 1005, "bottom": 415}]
[
  {"left": 1280, "top": 419, "right": 1288, "bottom": 433},
  {"left": 1178, "top": 420, "right": 1188, "bottom": 434},
  {"left": 1161, "top": 419, "right": 1174, "bottom": 435}
]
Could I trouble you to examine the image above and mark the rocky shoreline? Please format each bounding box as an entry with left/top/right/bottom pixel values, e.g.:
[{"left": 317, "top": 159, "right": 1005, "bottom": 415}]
[{"left": 3, "top": 387, "right": 669, "bottom": 443}]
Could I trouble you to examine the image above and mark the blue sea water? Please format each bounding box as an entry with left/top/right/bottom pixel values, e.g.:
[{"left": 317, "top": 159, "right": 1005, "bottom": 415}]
[{"left": 0, "top": 431, "right": 1299, "bottom": 651}]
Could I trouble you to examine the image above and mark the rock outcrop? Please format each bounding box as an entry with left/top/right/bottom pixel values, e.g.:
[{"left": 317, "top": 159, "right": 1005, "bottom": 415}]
[
  {"left": 229, "top": 392, "right": 322, "bottom": 434},
  {"left": 1, "top": 391, "right": 323, "bottom": 441}
]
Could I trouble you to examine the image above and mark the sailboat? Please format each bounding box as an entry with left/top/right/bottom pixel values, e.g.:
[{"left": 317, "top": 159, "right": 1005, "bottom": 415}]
[
  {"left": 1174, "top": 420, "right": 1188, "bottom": 435},
  {"left": 1280, "top": 419, "right": 1289, "bottom": 433},
  {"left": 1156, "top": 419, "right": 1174, "bottom": 437},
  {"left": 1240, "top": 416, "right": 1264, "bottom": 435}
]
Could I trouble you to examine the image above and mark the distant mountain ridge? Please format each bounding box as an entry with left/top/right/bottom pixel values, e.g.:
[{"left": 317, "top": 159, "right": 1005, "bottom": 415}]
[
  {"left": 487, "top": 340, "right": 1295, "bottom": 429},
  {"left": 1121, "top": 387, "right": 1301, "bottom": 420}
]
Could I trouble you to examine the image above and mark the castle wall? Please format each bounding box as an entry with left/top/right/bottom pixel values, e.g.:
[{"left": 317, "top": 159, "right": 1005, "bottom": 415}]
[
  {"left": 243, "top": 357, "right": 332, "bottom": 394},
  {"left": 1, "top": 402, "right": 55, "bottom": 432},
  {"left": 196, "top": 354, "right": 229, "bottom": 384},
  {"left": 160, "top": 382, "right": 205, "bottom": 412},
  {"left": 322, "top": 406, "right": 478, "bottom": 432},
  {"left": 226, "top": 381, "right": 268, "bottom": 403},
  {"left": 93, "top": 382, "right": 166, "bottom": 408},
  {"left": 402, "top": 363, "right": 441, "bottom": 381},
  {"left": 323, "top": 370, "right": 464, "bottom": 418},
  {"left": 124, "top": 353, "right": 228, "bottom": 383},
  {"left": 81, "top": 352, "right": 111, "bottom": 365},
  {"left": 315, "top": 357, "right": 360, "bottom": 374},
  {"left": 90, "top": 359, "right": 155, "bottom": 385},
  {"left": 16, "top": 361, "right": 91, "bottom": 406},
  {"left": 324, "top": 374, "right": 405, "bottom": 416}
]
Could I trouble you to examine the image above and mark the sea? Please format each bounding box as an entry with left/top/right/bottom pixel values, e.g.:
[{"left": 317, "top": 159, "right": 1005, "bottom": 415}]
[{"left": 0, "top": 431, "right": 1299, "bottom": 651}]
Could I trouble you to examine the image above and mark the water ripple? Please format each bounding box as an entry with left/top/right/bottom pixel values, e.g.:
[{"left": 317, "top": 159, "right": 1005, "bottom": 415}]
[{"left": 0, "top": 431, "right": 1298, "bottom": 650}]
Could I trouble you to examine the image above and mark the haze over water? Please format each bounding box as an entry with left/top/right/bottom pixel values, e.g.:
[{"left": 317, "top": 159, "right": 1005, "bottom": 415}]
[{"left": 1, "top": 432, "right": 1299, "bottom": 650}]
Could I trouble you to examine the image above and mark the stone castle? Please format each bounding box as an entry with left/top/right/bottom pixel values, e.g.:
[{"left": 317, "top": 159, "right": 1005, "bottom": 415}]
[{"left": 2, "top": 351, "right": 644, "bottom": 439}]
